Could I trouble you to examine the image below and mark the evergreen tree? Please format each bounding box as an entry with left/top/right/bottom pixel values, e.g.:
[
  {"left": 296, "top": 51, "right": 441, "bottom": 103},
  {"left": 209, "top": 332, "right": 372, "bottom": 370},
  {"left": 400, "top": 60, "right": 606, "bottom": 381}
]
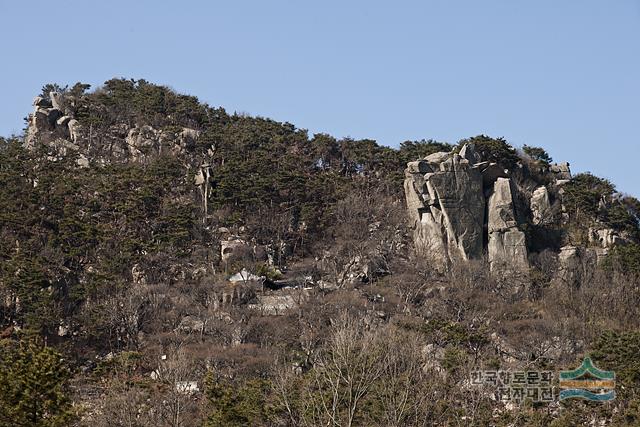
[{"left": 0, "top": 339, "right": 74, "bottom": 427}]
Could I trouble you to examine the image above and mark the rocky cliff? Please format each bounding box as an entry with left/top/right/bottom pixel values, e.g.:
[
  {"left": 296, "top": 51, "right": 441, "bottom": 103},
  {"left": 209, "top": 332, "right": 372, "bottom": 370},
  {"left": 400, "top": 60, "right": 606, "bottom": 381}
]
[
  {"left": 404, "top": 143, "right": 531, "bottom": 275},
  {"left": 403, "top": 142, "right": 637, "bottom": 281}
]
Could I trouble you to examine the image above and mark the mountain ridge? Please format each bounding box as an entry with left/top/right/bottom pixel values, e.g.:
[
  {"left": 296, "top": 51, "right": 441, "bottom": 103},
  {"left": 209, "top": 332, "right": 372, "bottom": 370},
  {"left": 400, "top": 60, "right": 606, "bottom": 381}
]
[{"left": 1, "top": 78, "right": 640, "bottom": 426}]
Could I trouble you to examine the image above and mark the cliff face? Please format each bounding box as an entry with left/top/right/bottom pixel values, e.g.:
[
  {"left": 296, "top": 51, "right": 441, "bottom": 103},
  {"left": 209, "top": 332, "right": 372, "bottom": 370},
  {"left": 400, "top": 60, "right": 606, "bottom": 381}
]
[
  {"left": 404, "top": 150, "right": 485, "bottom": 267},
  {"left": 404, "top": 143, "right": 531, "bottom": 275},
  {"left": 404, "top": 141, "right": 640, "bottom": 281}
]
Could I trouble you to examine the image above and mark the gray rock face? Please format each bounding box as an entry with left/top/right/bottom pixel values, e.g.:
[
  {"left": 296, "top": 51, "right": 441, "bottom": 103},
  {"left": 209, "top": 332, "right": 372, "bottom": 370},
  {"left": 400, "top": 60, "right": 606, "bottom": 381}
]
[
  {"left": 248, "top": 295, "right": 298, "bottom": 315},
  {"left": 479, "top": 163, "right": 509, "bottom": 187},
  {"left": 589, "top": 227, "right": 628, "bottom": 248},
  {"left": 49, "top": 91, "right": 64, "bottom": 111},
  {"left": 459, "top": 143, "right": 481, "bottom": 164},
  {"left": 428, "top": 155, "right": 485, "bottom": 261},
  {"left": 487, "top": 178, "right": 529, "bottom": 273},
  {"left": 404, "top": 147, "right": 485, "bottom": 267},
  {"left": 551, "top": 162, "right": 571, "bottom": 180},
  {"left": 125, "top": 125, "right": 158, "bottom": 161},
  {"left": 68, "top": 119, "right": 81, "bottom": 142},
  {"left": 530, "top": 186, "right": 551, "bottom": 225},
  {"left": 556, "top": 245, "right": 596, "bottom": 287},
  {"left": 407, "top": 160, "right": 431, "bottom": 174},
  {"left": 33, "top": 96, "right": 52, "bottom": 108},
  {"left": 487, "top": 178, "right": 517, "bottom": 233},
  {"left": 404, "top": 144, "right": 529, "bottom": 276},
  {"left": 488, "top": 229, "right": 529, "bottom": 272}
]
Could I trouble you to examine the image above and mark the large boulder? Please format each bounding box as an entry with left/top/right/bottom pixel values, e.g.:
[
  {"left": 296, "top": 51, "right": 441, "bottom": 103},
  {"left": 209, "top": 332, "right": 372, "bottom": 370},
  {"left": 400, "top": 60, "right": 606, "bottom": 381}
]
[
  {"left": 56, "top": 115, "right": 72, "bottom": 127},
  {"left": 407, "top": 160, "right": 432, "bottom": 174},
  {"left": 221, "top": 238, "right": 251, "bottom": 263},
  {"left": 487, "top": 178, "right": 517, "bottom": 233},
  {"left": 550, "top": 162, "right": 571, "bottom": 180},
  {"left": 487, "top": 178, "right": 529, "bottom": 273},
  {"left": 424, "top": 151, "right": 451, "bottom": 165},
  {"left": 459, "top": 143, "right": 482, "bottom": 165},
  {"left": 68, "top": 119, "right": 81, "bottom": 143}
]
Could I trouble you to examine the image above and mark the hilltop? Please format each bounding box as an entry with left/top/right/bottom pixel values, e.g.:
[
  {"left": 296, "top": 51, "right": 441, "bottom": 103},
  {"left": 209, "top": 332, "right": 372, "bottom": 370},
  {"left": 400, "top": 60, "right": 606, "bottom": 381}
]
[{"left": 1, "top": 79, "right": 639, "bottom": 426}]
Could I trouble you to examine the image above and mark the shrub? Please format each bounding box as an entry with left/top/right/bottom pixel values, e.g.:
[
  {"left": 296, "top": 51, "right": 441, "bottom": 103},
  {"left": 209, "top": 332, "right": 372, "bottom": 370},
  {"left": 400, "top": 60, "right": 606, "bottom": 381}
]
[{"left": 458, "top": 135, "right": 519, "bottom": 168}]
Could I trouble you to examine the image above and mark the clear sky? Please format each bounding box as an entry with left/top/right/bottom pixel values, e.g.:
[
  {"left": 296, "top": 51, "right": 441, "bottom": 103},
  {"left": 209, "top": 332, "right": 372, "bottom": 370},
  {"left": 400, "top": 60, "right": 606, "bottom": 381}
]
[{"left": 1, "top": 0, "right": 638, "bottom": 195}]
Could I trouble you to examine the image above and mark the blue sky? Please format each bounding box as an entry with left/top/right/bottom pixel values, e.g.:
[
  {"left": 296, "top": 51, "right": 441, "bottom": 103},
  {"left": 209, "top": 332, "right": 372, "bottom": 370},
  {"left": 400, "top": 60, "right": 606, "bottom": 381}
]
[{"left": 1, "top": 0, "right": 638, "bottom": 195}]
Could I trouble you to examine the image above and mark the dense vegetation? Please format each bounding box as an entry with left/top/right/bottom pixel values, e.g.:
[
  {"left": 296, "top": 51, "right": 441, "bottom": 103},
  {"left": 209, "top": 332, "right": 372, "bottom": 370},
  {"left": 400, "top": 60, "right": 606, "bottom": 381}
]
[{"left": 1, "top": 79, "right": 640, "bottom": 426}]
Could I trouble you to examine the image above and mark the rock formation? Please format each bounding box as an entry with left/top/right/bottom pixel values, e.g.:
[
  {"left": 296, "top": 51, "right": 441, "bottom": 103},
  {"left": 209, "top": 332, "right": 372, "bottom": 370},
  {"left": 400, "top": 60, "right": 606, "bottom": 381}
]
[
  {"left": 24, "top": 91, "right": 207, "bottom": 166},
  {"left": 404, "top": 144, "right": 529, "bottom": 275},
  {"left": 404, "top": 149, "right": 485, "bottom": 268},
  {"left": 487, "top": 178, "right": 529, "bottom": 273},
  {"left": 530, "top": 186, "right": 551, "bottom": 225},
  {"left": 25, "top": 94, "right": 71, "bottom": 150}
]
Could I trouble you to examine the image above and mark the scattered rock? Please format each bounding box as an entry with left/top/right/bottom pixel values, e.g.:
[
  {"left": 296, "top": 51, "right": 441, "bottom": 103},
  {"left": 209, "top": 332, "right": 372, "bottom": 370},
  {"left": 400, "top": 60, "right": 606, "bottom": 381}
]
[
  {"left": 176, "top": 316, "right": 205, "bottom": 334},
  {"left": 76, "top": 154, "right": 89, "bottom": 168},
  {"left": 248, "top": 294, "right": 298, "bottom": 315},
  {"left": 175, "top": 381, "right": 200, "bottom": 393},
  {"left": 228, "top": 268, "right": 263, "bottom": 283}
]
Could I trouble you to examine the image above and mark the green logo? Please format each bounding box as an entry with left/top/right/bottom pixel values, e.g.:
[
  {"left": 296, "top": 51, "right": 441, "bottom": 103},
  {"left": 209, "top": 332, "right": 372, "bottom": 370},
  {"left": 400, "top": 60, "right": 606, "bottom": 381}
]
[{"left": 559, "top": 357, "right": 615, "bottom": 401}]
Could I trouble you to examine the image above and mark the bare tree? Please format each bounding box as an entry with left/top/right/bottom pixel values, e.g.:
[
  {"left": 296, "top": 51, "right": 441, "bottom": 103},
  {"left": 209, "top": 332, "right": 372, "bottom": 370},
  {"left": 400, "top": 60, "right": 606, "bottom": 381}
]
[
  {"left": 152, "top": 346, "right": 200, "bottom": 427},
  {"left": 304, "top": 313, "right": 388, "bottom": 427},
  {"left": 375, "top": 327, "right": 428, "bottom": 427}
]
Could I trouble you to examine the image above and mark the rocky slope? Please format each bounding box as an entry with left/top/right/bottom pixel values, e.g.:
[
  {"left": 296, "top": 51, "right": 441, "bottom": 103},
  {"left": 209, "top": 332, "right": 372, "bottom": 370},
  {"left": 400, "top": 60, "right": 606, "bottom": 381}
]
[{"left": 2, "top": 80, "right": 640, "bottom": 426}]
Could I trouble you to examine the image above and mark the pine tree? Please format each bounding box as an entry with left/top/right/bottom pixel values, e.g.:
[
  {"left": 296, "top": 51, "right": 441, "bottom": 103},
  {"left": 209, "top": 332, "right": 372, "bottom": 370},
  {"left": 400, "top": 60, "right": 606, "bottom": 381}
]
[{"left": 0, "top": 339, "right": 74, "bottom": 427}]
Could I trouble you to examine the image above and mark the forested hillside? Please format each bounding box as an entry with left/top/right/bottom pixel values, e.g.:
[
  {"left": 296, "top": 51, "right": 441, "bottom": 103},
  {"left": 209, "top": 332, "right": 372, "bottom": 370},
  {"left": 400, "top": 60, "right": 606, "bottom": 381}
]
[{"left": 1, "top": 79, "right": 640, "bottom": 426}]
